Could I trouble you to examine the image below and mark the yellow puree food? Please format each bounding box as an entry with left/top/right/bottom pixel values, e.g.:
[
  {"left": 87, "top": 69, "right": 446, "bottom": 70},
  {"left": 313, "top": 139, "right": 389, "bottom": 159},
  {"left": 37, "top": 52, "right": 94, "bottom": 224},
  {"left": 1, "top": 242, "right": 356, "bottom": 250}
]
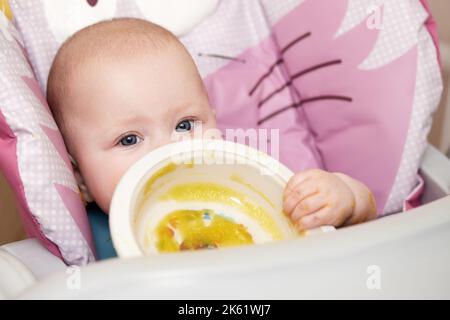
[
  {"left": 146, "top": 182, "right": 285, "bottom": 253},
  {"left": 142, "top": 164, "right": 286, "bottom": 253},
  {"left": 156, "top": 209, "right": 253, "bottom": 252}
]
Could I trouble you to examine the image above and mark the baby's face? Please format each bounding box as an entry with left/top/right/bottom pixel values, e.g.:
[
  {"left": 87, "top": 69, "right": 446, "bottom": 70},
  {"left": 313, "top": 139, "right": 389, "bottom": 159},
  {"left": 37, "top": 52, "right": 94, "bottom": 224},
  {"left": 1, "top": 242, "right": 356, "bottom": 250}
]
[{"left": 63, "top": 45, "right": 216, "bottom": 213}]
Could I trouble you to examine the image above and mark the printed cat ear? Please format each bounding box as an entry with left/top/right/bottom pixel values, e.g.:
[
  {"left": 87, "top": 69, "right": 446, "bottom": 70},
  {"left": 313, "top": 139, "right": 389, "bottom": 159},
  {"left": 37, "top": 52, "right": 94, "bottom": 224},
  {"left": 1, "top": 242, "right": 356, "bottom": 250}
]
[
  {"left": 43, "top": 0, "right": 117, "bottom": 43},
  {"left": 134, "top": 0, "right": 220, "bottom": 36}
]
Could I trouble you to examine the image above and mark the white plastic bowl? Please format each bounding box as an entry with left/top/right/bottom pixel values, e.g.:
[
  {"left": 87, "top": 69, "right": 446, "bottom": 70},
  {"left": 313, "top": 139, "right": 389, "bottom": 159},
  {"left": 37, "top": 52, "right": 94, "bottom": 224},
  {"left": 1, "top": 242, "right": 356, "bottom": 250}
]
[{"left": 110, "top": 139, "right": 300, "bottom": 258}]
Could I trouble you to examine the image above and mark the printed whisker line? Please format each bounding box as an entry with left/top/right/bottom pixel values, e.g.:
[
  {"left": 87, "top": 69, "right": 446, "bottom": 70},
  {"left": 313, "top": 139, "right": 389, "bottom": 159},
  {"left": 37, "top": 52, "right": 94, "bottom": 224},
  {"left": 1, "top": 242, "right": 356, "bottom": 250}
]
[
  {"left": 291, "top": 59, "right": 342, "bottom": 80},
  {"left": 198, "top": 53, "right": 246, "bottom": 64},
  {"left": 257, "top": 104, "right": 295, "bottom": 126},
  {"left": 281, "top": 31, "right": 311, "bottom": 54},
  {"left": 249, "top": 58, "right": 284, "bottom": 96},
  {"left": 258, "top": 80, "right": 293, "bottom": 107},
  {"left": 249, "top": 31, "right": 311, "bottom": 96},
  {"left": 257, "top": 95, "right": 352, "bottom": 125},
  {"left": 301, "top": 95, "right": 352, "bottom": 104},
  {"left": 258, "top": 59, "right": 342, "bottom": 108}
]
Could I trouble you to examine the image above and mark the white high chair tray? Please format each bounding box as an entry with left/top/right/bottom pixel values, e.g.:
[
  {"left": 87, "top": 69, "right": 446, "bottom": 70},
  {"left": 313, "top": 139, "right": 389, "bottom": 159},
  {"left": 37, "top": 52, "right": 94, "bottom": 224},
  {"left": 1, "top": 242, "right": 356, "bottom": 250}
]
[
  {"left": 16, "top": 195, "right": 450, "bottom": 299},
  {"left": 1, "top": 144, "right": 449, "bottom": 299}
]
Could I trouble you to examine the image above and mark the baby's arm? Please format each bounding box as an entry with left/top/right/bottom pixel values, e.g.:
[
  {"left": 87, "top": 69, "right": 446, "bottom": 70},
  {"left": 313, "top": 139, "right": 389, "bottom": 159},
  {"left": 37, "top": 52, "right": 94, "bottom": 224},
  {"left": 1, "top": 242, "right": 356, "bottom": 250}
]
[{"left": 283, "top": 169, "right": 377, "bottom": 231}]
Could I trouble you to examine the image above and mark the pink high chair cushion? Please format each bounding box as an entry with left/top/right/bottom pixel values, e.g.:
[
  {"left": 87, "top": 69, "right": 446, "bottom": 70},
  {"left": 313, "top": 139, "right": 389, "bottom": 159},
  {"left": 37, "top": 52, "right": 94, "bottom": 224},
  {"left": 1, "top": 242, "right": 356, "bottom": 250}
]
[
  {"left": 0, "top": 3, "right": 95, "bottom": 265},
  {"left": 0, "top": 0, "right": 442, "bottom": 265}
]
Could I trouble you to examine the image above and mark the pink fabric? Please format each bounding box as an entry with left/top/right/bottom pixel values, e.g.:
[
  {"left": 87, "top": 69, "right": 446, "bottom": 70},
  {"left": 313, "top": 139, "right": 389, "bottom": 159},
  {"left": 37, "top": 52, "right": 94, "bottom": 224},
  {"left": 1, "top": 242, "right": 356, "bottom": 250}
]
[
  {"left": 400, "top": 0, "right": 441, "bottom": 211},
  {"left": 22, "top": 76, "right": 52, "bottom": 115},
  {"left": 1, "top": 17, "right": 95, "bottom": 264},
  {"left": 0, "top": 110, "right": 64, "bottom": 261},
  {"left": 207, "top": 0, "right": 418, "bottom": 214},
  {"left": 2, "top": 0, "right": 440, "bottom": 264},
  {"left": 40, "top": 125, "right": 72, "bottom": 170},
  {"left": 274, "top": 0, "right": 417, "bottom": 214},
  {"left": 54, "top": 184, "right": 95, "bottom": 253},
  {"left": 403, "top": 174, "right": 425, "bottom": 211},
  {"left": 205, "top": 35, "right": 323, "bottom": 174}
]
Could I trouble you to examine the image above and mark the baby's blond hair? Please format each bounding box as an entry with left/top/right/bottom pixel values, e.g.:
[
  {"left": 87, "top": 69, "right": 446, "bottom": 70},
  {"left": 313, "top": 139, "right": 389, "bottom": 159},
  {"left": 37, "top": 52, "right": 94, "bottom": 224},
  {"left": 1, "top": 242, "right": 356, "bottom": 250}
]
[{"left": 47, "top": 18, "right": 181, "bottom": 145}]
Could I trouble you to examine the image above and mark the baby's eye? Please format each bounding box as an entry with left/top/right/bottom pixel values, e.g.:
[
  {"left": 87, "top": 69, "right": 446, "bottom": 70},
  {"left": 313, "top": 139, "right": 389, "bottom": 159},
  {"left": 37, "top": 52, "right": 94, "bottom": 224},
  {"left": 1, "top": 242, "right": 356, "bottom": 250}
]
[
  {"left": 175, "top": 119, "right": 195, "bottom": 132},
  {"left": 118, "top": 134, "right": 142, "bottom": 147}
]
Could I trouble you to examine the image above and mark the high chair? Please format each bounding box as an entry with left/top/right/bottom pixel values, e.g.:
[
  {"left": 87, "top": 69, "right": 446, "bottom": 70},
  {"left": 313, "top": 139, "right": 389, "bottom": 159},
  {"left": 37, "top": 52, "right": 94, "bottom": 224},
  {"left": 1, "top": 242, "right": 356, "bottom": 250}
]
[{"left": 0, "top": 0, "right": 449, "bottom": 299}]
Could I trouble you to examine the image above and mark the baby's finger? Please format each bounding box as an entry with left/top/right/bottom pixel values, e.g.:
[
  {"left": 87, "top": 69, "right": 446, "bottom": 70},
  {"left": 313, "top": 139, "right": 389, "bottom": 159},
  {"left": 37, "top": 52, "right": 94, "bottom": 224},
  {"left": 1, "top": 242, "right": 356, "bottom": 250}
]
[
  {"left": 284, "top": 169, "right": 323, "bottom": 199},
  {"left": 296, "top": 206, "right": 332, "bottom": 231},
  {"left": 290, "top": 193, "right": 327, "bottom": 221},
  {"left": 282, "top": 182, "right": 318, "bottom": 215}
]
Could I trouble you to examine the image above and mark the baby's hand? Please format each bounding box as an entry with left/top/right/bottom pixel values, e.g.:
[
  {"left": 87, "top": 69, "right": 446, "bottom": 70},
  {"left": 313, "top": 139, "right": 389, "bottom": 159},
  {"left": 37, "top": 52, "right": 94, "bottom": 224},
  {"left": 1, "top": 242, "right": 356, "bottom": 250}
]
[{"left": 283, "top": 169, "right": 377, "bottom": 232}]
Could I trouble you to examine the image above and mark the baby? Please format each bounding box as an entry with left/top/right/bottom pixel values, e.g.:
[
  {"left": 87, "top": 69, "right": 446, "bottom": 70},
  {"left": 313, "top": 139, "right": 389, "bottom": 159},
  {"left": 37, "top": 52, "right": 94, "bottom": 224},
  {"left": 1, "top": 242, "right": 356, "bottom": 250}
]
[{"left": 47, "top": 18, "right": 377, "bottom": 233}]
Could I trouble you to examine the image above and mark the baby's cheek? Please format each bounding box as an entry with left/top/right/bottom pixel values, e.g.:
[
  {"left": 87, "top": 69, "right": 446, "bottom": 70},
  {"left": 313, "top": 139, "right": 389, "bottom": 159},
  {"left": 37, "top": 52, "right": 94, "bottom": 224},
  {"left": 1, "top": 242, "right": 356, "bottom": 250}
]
[
  {"left": 86, "top": 169, "right": 121, "bottom": 213},
  {"left": 91, "top": 181, "right": 115, "bottom": 213},
  {"left": 102, "top": 162, "right": 140, "bottom": 211},
  {"left": 106, "top": 174, "right": 128, "bottom": 211}
]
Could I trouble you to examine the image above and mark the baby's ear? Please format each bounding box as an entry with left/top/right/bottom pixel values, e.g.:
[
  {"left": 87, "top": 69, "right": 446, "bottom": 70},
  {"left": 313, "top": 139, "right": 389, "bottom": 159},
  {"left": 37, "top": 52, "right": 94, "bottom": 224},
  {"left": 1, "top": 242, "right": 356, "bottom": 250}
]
[{"left": 69, "top": 155, "right": 94, "bottom": 204}]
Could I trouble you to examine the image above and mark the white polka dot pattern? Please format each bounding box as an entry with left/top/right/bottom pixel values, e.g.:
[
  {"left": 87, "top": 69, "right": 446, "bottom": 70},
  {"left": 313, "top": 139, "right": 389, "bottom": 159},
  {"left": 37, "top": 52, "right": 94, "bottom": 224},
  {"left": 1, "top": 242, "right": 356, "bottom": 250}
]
[
  {"left": 327, "top": 0, "right": 443, "bottom": 213},
  {"left": 383, "top": 28, "right": 443, "bottom": 214},
  {"left": 336, "top": 0, "right": 428, "bottom": 70},
  {"left": 0, "top": 15, "right": 95, "bottom": 265},
  {"left": 181, "top": 0, "right": 272, "bottom": 79}
]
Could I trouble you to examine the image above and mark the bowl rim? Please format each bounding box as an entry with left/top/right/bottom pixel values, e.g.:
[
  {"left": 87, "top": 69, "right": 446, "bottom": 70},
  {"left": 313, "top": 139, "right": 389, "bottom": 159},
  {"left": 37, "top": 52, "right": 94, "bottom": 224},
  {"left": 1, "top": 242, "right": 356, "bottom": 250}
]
[{"left": 109, "top": 139, "right": 294, "bottom": 258}]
